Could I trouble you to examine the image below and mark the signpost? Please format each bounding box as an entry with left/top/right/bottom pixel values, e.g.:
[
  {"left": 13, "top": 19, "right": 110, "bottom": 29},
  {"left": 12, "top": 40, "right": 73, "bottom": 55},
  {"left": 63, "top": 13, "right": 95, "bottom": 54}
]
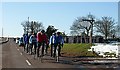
[{"left": 82, "top": 18, "right": 95, "bottom": 46}]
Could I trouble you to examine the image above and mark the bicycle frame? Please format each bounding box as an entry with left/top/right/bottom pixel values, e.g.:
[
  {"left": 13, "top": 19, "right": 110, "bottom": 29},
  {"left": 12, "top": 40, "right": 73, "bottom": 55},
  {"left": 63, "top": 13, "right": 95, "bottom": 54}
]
[
  {"left": 56, "top": 44, "right": 60, "bottom": 62},
  {"left": 38, "top": 41, "right": 47, "bottom": 63}
]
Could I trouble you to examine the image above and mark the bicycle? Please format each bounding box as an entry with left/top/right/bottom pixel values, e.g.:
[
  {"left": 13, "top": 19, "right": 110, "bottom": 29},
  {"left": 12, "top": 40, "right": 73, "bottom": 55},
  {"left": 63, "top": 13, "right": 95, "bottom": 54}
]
[
  {"left": 32, "top": 44, "right": 37, "bottom": 59},
  {"left": 37, "top": 41, "right": 46, "bottom": 63},
  {"left": 51, "top": 43, "right": 54, "bottom": 57},
  {"left": 55, "top": 43, "right": 61, "bottom": 62}
]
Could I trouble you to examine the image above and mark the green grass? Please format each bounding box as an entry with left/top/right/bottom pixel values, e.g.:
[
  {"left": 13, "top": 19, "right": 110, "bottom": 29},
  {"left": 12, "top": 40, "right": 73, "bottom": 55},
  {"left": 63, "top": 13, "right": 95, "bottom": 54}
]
[{"left": 61, "top": 43, "right": 98, "bottom": 57}]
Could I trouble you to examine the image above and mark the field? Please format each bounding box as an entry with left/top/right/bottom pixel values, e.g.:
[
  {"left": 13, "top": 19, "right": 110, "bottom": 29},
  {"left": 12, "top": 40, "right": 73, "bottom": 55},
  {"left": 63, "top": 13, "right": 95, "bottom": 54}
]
[{"left": 61, "top": 43, "right": 99, "bottom": 57}]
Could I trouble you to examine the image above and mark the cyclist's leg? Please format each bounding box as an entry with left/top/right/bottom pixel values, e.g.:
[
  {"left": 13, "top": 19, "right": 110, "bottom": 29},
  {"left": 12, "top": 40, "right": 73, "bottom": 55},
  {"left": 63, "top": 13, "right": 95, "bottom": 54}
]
[
  {"left": 34, "top": 42, "right": 37, "bottom": 54},
  {"left": 33, "top": 43, "right": 37, "bottom": 59},
  {"left": 26, "top": 44, "right": 29, "bottom": 53},
  {"left": 29, "top": 43, "right": 31, "bottom": 54},
  {"left": 28, "top": 43, "right": 30, "bottom": 54},
  {"left": 51, "top": 43, "right": 53, "bottom": 57},
  {"left": 37, "top": 42, "right": 40, "bottom": 57},
  {"left": 53, "top": 43, "right": 57, "bottom": 57},
  {"left": 41, "top": 42, "right": 45, "bottom": 56},
  {"left": 55, "top": 43, "right": 60, "bottom": 62},
  {"left": 58, "top": 43, "right": 61, "bottom": 56},
  {"left": 30, "top": 43, "right": 33, "bottom": 54},
  {"left": 45, "top": 44, "right": 49, "bottom": 55}
]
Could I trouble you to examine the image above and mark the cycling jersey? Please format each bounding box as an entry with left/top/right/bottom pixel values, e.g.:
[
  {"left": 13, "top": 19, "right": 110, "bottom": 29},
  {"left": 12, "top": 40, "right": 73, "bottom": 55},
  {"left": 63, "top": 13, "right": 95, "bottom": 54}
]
[
  {"left": 37, "top": 32, "right": 43, "bottom": 42},
  {"left": 56, "top": 35, "right": 64, "bottom": 44},
  {"left": 42, "top": 33, "right": 48, "bottom": 44},
  {"left": 29, "top": 35, "right": 37, "bottom": 44},
  {"left": 49, "top": 35, "right": 57, "bottom": 44}
]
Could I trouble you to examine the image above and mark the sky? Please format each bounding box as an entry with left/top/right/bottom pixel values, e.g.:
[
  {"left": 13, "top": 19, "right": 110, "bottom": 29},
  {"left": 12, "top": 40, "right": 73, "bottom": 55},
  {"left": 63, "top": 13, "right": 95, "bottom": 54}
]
[
  {"left": 1, "top": 0, "right": 120, "bottom": 2},
  {"left": 118, "top": 2, "right": 120, "bottom": 25},
  {"left": 0, "top": 0, "right": 119, "bottom": 37}
]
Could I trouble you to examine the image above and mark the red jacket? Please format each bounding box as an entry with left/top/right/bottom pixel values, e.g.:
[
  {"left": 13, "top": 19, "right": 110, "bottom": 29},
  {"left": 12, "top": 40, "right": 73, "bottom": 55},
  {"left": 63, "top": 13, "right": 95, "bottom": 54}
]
[
  {"left": 37, "top": 32, "right": 48, "bottom": 44},
  {"left": 37, "top": 32, "right": 43, "bottom": 42},
  {"left": 42, "top": 33, "right": 48, "bottom": 44}
]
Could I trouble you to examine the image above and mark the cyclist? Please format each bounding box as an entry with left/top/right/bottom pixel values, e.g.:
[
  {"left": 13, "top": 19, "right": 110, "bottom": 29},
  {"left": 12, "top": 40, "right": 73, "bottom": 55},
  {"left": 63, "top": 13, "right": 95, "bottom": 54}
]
[
  {"left": 24, "top": 33, "right": 30, "bottom": 53},
  {"left": 41, "top": 30, "right": 49, "bottom": 56},
  {"left": 29, "top": 33, "right": 37, "bottom": 55},
  {"left": 37, "top": 31, "right": 43, "bottom": 57},
  {"left": 23, "top": 34, "right": 26, "bottom": 51},
  {"left": 49, "top": 33, "right": 57, "bottom": 57},
  {"left": 28, "top": 33, "right": 32, "bottom": 54},
  {"left": 18, "top": 37, "right": 24, "bottom": 47},
  {"left": 54, "top": 32, "right": 64, "bottom": 57}
]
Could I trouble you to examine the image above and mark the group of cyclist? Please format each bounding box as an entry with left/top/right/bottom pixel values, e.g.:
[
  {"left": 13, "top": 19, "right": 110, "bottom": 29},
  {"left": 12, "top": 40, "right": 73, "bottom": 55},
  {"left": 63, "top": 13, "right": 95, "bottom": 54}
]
[{"left": 21, "top": 30, "right": 64, "bottom": 58}]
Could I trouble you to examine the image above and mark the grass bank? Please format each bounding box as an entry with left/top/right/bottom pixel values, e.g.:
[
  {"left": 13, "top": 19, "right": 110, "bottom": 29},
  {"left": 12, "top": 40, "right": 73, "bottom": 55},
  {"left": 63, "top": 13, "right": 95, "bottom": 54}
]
[{"left": 61, "top": 43, "right": 98, "bottom": 57}]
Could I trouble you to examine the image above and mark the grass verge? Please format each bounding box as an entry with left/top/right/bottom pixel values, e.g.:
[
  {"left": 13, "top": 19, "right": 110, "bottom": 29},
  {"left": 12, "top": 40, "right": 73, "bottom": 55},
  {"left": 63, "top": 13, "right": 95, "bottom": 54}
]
[{"left": 61, "top": 43, "right": 99, "bottom": 57}]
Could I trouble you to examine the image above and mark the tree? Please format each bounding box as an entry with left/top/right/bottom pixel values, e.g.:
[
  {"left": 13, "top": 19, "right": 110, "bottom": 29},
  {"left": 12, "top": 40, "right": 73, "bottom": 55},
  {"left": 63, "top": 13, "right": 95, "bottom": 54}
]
[
  {"left": 115, "top": 25, "right": 120, "bottom": 37},
  {"left": 21, "top": 20, "right": 44, "bottom": 34},
  {"left": 83, "top": 13, "right": 95, "bottom": 44},
  {"left": 81, "top": 31, "right": 87, "bottom": 43},
  {"left": 46, "top": 25, "right": 58, "bottom": 38},
  {"left": 94, "top": 17, "right": 116, "bottom": 40},
  {"left": 30, "top": 21, "right": 44, "bottom": 33},
  {"left": 21, "top": 21, "right": 30, "bottom": 34},
  {"left": 70, "top": 19, "right": 84, "bottom": 36},
  {"left": 70, "top": 13, "right": 95, "bottom": 43}
]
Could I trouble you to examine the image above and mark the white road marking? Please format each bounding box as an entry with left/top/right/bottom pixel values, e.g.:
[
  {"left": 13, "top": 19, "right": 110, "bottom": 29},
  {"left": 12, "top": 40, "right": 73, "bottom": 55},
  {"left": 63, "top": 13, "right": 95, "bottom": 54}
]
[
  {"left": 20, "top": 53, "right": 23, "bottom": 55},
  {"left": 17, "top": 49, "right": 19, "bottom": 51},
  {"left": 26, "top": 60, "right": 31, "bottom": 66}
]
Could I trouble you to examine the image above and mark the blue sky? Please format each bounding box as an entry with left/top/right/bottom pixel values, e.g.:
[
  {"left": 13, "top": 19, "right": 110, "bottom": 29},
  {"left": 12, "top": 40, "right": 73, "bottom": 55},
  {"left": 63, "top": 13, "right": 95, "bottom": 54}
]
[
  {"left": 1, "top": 2, "right": 118, "bottom": 37},
  {"left": 1, "top": 0, "right": 120, "bottom": 2}
]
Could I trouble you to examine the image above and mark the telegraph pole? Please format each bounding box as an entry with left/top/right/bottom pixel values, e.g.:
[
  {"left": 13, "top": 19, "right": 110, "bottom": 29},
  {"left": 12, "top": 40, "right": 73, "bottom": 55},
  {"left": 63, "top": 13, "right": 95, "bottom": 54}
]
[
  {"left": 28, "top": 17, "right": 29, "bottom": 22},
  {"left": 82, "top": 18, "right": 94, "bottom": 46},
  {"left": 2, "top": 27, "right": 3, "bottom": 38},
  {"left": 27, "top": 17, "right": 29, "bottom": 33}
]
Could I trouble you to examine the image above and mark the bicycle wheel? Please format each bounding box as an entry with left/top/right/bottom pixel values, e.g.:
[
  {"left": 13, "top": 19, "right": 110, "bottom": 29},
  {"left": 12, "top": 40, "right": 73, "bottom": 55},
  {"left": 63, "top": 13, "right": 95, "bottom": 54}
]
[
  {"left": 39, "top": 42, "right": 45, "bottom": 63},
  {"left": 33, "top": 45, "right": 36, "bottom": 59},
  {"left": 38, "top": 45, "right": 43, "bottom": 63},
  {"left": 44, "top": 44, "right": 47, "bottom": 55},
  {"left": 56, "top": 45, "right": 59, "bottom": 62}
]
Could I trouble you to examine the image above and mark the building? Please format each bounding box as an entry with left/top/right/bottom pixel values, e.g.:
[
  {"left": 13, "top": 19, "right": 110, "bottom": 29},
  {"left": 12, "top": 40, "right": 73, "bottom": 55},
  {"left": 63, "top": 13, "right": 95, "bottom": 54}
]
[{"left": 64, "top": 36, "right": 103, "bottom": 43}]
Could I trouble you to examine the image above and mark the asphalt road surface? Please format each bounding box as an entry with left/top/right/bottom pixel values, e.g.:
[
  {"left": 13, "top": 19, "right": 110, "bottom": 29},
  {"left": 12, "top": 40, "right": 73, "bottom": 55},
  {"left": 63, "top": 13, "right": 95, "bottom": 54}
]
[
  {"left": 3, "top": 39, "right": 85, "bottom": 68},
  {"left": 1, "top": 39, "right": 120, "bottom": 70}
]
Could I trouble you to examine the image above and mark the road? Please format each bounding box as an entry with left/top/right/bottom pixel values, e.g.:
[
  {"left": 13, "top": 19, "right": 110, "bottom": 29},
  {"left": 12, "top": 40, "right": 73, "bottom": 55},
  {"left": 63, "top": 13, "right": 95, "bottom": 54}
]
[
  {"left": 2, "top": 39, "right": 79, "bottom": 68},
  {"left": 1, "top": 39, "right": 120, "bottom": 70}
]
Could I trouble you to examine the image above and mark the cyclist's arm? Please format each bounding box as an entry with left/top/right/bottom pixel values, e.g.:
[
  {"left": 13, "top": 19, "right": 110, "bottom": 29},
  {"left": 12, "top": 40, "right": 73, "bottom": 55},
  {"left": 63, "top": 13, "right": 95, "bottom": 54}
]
[
  {"left": 29, "top": 36, "right": 32, "bottom": 44},
  {"left": 49, "top": 36, "right": 52, "bottom": 45},
  {"left": 61, "top": 36, "right": 64, "bottom": 47},
  {"left": 62, "top": 38, "right": 64, "bottom": 44}
]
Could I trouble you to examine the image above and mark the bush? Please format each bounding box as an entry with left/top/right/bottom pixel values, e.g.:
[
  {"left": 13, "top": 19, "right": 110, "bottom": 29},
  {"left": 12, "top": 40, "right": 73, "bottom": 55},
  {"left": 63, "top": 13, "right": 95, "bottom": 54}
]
[{"left": 104, "top": 52, "right": 116, "bottom": 57}]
